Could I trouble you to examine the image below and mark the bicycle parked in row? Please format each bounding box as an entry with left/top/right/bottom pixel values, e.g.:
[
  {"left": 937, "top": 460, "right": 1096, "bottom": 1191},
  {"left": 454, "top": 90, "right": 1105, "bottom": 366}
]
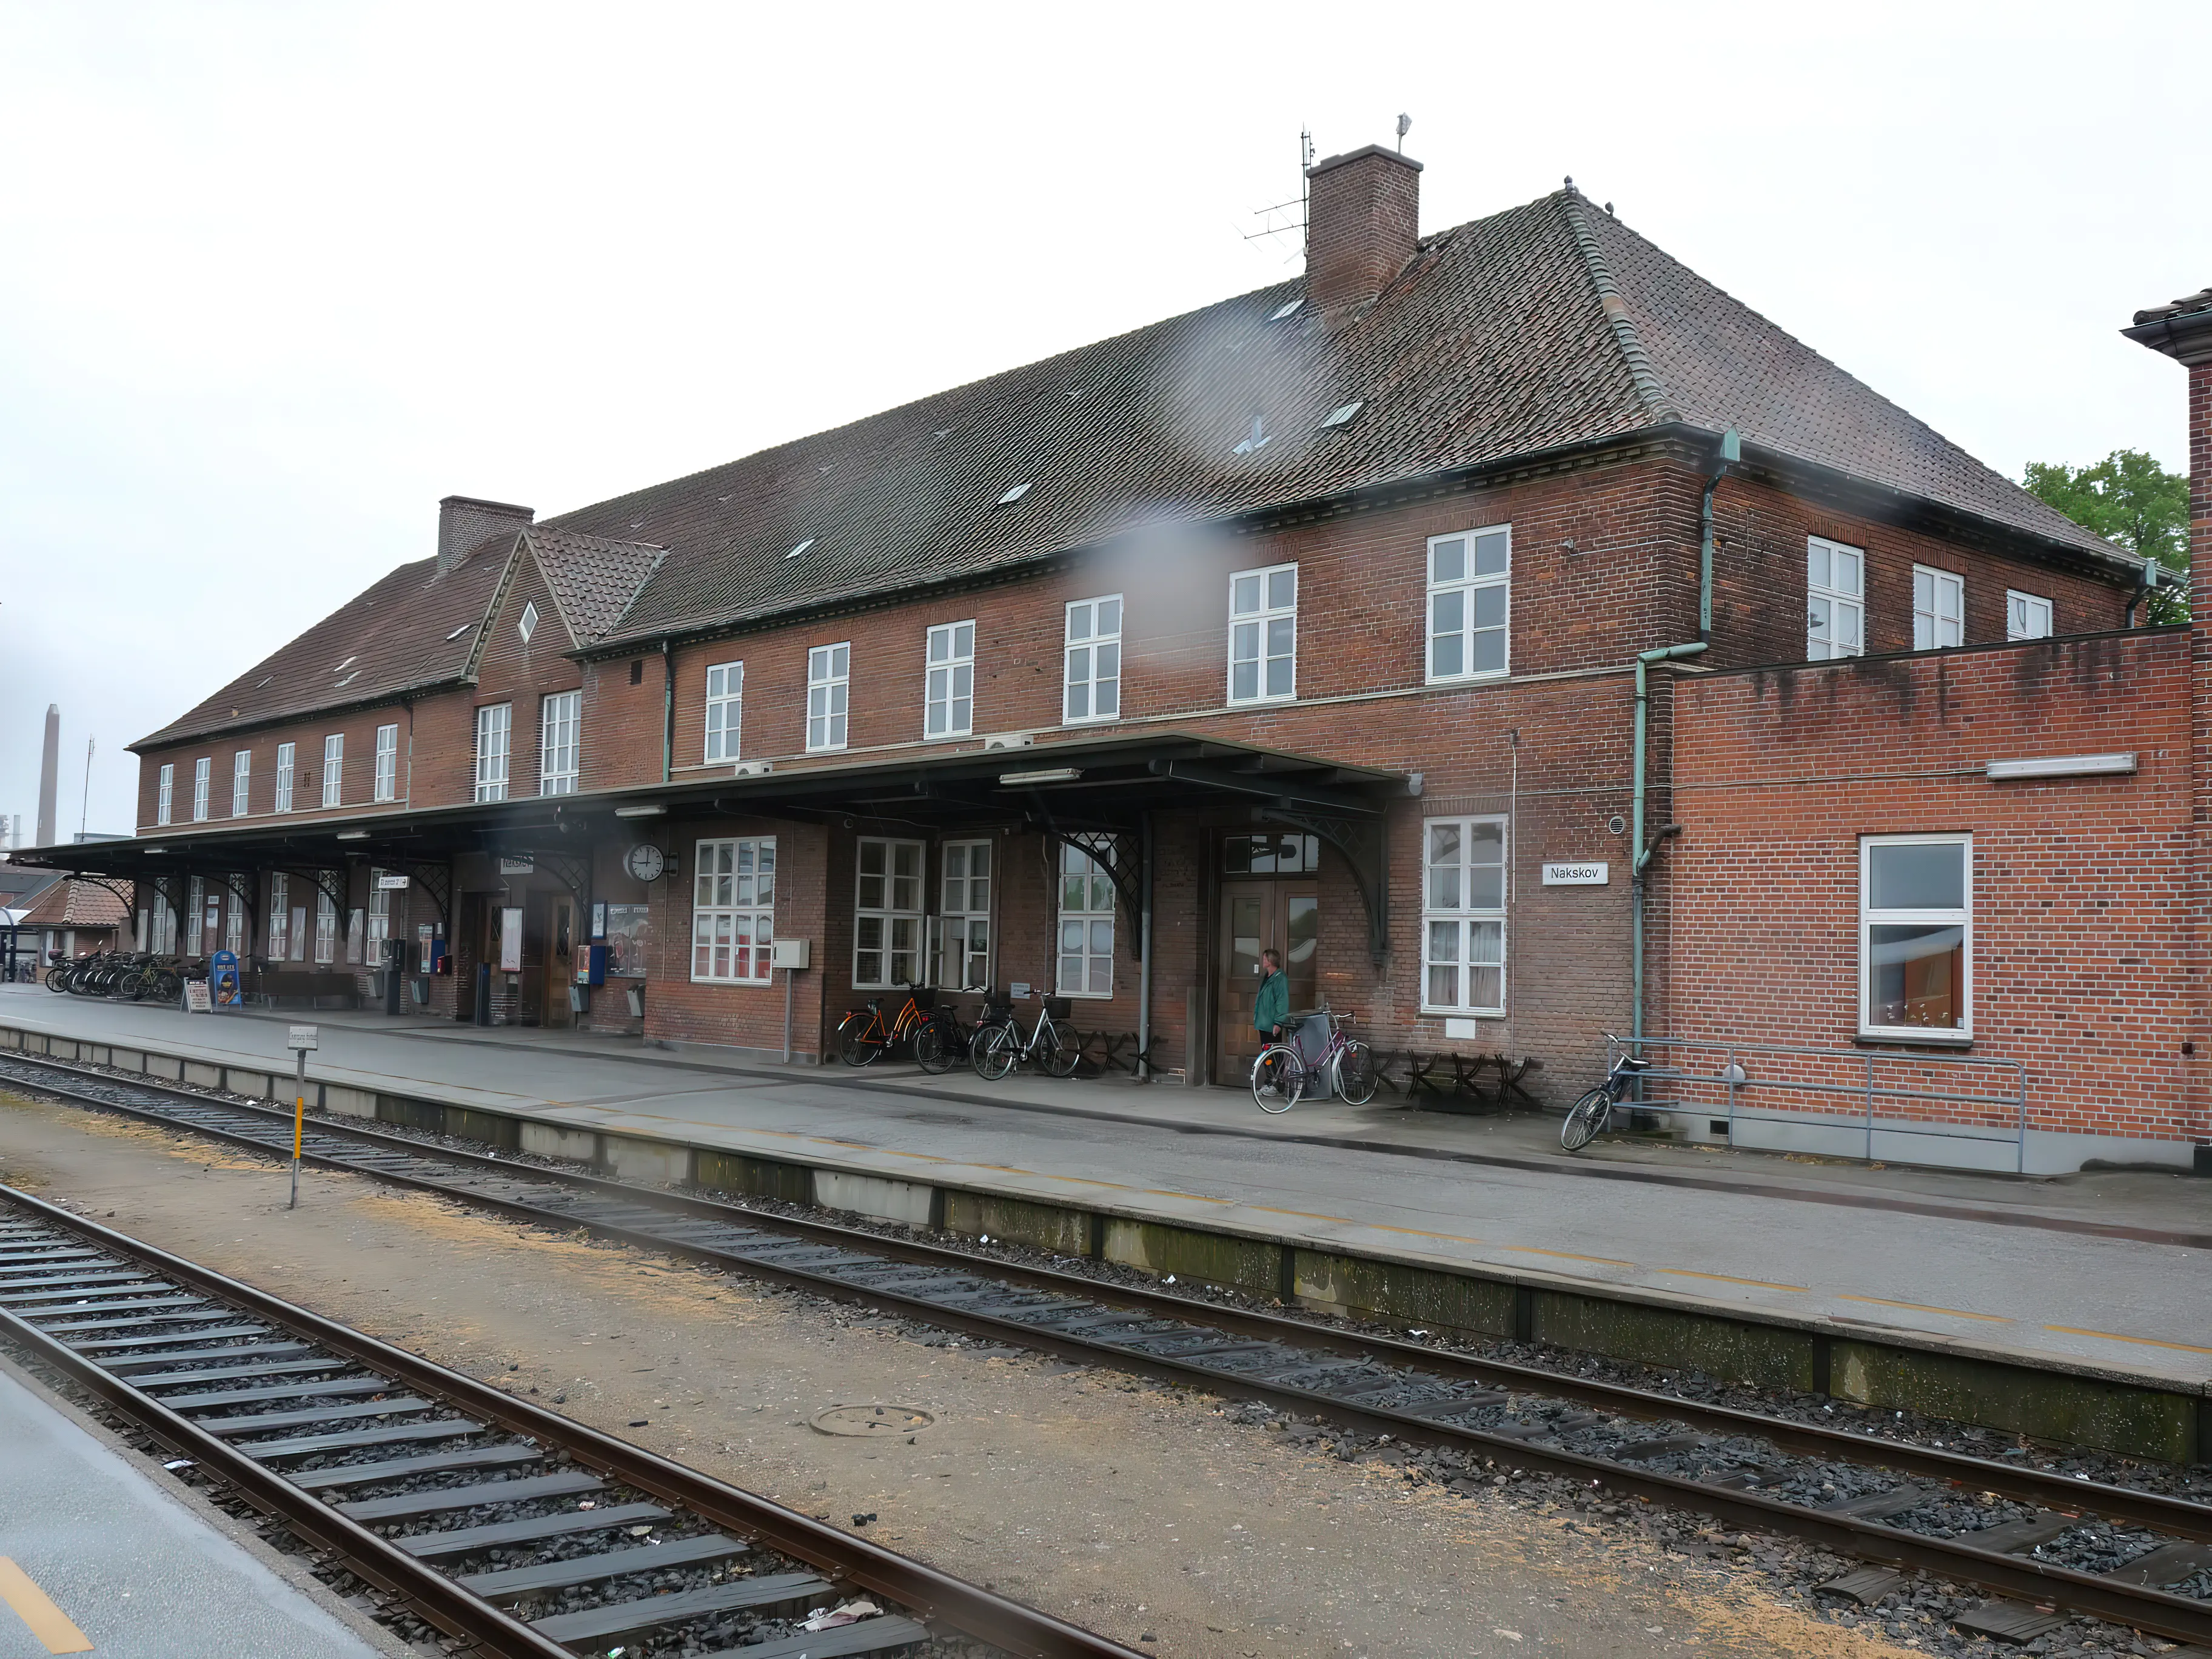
[
  {"left": 44, "top": 951, "right": 185, "bottom": 1003},
  {"left": 970, "top": 991, "right": 1079, "bottom": 1082},
  {"left": 1248, "top": 1007, "right": 1376, "bottom": 1112},
  {"left": 834, "top": 985, "right": 967, "bottom": 1072}
]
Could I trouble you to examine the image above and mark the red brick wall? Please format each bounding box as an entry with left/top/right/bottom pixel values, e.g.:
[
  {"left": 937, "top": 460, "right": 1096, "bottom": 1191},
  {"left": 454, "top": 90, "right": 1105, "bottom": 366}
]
[{"left": 1661, "top": 629, "right": 2198, "bottom": 1146}]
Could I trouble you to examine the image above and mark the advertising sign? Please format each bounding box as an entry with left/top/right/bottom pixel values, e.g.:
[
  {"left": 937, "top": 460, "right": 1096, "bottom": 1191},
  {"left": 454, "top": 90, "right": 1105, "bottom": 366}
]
[{"left": 500, "top": 907, "right": 525, "bottom": 972}]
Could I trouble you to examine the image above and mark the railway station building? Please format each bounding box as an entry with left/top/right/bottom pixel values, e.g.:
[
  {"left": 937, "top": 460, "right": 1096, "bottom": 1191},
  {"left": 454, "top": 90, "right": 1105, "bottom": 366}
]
[{"left": 29, "top": 150, "right": 2212, "bottom": 1176}]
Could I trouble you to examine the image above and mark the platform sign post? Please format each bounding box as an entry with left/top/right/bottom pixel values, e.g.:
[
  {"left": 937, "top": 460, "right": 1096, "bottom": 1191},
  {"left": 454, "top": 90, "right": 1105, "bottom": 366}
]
[{"left": 286, "top": 1025, "right": 317, "bottom": 1209}]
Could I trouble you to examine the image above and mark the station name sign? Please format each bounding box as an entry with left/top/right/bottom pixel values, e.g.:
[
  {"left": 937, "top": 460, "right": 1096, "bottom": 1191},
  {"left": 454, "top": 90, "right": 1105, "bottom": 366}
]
[{"left": 1540, "top": 860, "right": 1609, "bottom": 886}]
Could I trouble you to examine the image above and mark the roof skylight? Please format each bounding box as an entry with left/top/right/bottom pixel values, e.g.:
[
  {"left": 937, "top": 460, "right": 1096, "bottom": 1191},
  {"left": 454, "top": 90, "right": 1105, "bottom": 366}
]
[
  {"left": 1269, "top": 298, "right": 1304, "bottom": 321},
  {"left": 446, "top": 622, "right": 474, "bottom": 641},
  {"left": 1321, "top": 400, "right": 1366, "bottom": 429},
  {"left": 786, "top": 539, "right": 814, "bottom": 560},
  {"left": 335, "top": 671, "right": 360, "bottom": 688},
  {"left": 1232, "top": 417, "right": 1270, "bottom": 456},
  {"left": 996, "top": 483, "right": 1032, "bottom": 505},
  {"left": 333, "top": 655, "right": 356, "bottom": 674}
]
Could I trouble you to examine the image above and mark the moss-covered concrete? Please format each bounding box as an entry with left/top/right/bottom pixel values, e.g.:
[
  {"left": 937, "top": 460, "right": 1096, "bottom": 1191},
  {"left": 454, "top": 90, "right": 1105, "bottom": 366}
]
[
  {"left": 1832, "top": 1339, "right": 2196, "bottom": 1462},
  {"left": 942, "top": 1191, "right": 1093, "bottom": 1258},
  {"left": 1102, "top": 1216, "right": 1281, "bottom": 1295},
  {"left": 692, "top": 1149, "right": 813, "bottom": 1205},
  {"left": 374, "top": 1093, "right": 521, "bottom": 1150},
  {"left": 1293, "top": 1249, "right": 1518, "bottom": 1337},
  {"left": 1532, "top": 1290, "right": 1818, "bottom": 1393}
]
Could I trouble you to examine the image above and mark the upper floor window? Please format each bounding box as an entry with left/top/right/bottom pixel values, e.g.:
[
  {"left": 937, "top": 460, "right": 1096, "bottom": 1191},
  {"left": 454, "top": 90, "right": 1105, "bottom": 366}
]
[
  {"left": 1056, "top": 839, "right": 1116, "bottom": 997},
  {"left": 925, "top": 621, "right": 976, "bottom": 739},
  {"left": 1421, "top": 816, "right": 1506, "bottom": 1016},
  {"left": 692, "top": 837, "right": 775, "bottom": 984},
  {"left": 275, "top": 743, "right": 295, "bottom": 813},
  {"left": 192, "top": 757, "right": 210, "bottom": 822},
  {"left": 232, "top": 750, "right": 250, "bottom": 817},
  {"left": 2007, "top": 591, "right": 2053, "bottom": 641},
  {"left": 1228, "top": 562, "right": 1297, "bottom": 705},
  {"left": 807, "top": 643, "right": 849, "bottom": 753},
  {"left": 703, "top": 662, "right": 743, "bottom": 763},
  {"left": 1807, "top": 537, "right": 1865, "bottom": 660},
  {"left": 321, "top": 733, "right": 343, "bottom": 808},
  {"left": 1427, "top": 526, "right": 1510, "bottom": 682},
  {"left": 854, "top": 837, "right": 923, "bottom": 988},
  {"left": 1912, "top": 565, "right": 1963, "bottom": 651},
  {"left": 374, "top": 723, "right": 399, "bottom": 802},
  {"left": 1861, "top": 834, "right": 1970, "bottom": 1039},
  {"left": 539, "top": 691, "right": 579, "bottom": 796},
  {"left": 474, "top": 704, "right": 511, "bottom": 802},
  {"left": 156, "top": 763, "right": 173, "bottom": 826},
  {"left": 1064, "top": 596, "right": 1122, "bottom": 723}
]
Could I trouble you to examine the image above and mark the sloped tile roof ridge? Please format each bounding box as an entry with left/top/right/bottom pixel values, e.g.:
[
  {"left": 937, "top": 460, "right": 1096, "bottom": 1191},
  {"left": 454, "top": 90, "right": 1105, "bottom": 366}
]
[
  {"left": 2134, "top": 286, "right": 2212, "bottom": 325},
  {"left": 522, "top": 526, "right": 670, "bottom": 644},
  {"left": 1556, "top": 187, "right": 1681, "bottom": 424}
]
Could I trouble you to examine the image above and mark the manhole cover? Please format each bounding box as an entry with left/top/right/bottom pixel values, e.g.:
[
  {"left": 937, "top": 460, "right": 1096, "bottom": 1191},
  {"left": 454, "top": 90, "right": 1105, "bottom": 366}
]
[{"left": 811, "top": 1403, "right": 937, "bottom": 1438}]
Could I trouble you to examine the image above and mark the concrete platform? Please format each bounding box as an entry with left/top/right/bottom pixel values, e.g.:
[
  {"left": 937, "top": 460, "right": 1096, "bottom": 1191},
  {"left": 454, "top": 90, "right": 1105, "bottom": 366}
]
[
  {"left": 5, "top": 986, "right": 2210, "bottom": 1393},
  {"left": 0, "top": 1355, "right": 393, "bottom": 1658}
]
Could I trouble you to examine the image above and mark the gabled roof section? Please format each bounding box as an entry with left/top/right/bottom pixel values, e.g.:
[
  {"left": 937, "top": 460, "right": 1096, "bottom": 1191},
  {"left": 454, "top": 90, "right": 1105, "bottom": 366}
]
[
  {"left": 18, "top": 876, "right": 130, "bottom": 928},
  {"left": 525, "top": 528, "right": 668, "bottom": 645}
]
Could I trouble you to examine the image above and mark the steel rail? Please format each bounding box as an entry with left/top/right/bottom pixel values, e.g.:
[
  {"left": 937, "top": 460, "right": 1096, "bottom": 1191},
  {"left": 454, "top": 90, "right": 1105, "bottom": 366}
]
[
  {"left": 0, "top": 1185, "right": 1142, "bottom": 1659},
  {"left": 8, "top": 1051, "right": 2212, "bottom": 1642}
]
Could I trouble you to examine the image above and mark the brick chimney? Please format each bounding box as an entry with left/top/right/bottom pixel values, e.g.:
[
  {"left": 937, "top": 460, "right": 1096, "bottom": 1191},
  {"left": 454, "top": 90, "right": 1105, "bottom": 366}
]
[
  {"left": 437, "top": 495, "right": 534, "bottom": 575},
  {"left": 1304, "top": 144, "right": 1423, "bottom": 312}
]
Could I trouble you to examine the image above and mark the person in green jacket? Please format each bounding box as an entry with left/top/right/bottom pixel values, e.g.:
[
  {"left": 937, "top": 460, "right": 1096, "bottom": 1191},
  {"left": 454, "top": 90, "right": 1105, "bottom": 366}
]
[{"left": 1253, "top": 947, "right": 1289, "bottom": 1043}]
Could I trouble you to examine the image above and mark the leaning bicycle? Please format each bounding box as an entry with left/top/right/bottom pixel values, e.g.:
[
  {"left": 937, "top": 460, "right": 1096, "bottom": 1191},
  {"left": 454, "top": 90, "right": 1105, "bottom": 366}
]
[
  {"left": 1560, "top": 1037, "right": 1652, "bottom": 1151},
  {"left": 835, "top": 985, "right": 933, "bottom": 1067},
  {"left": 1248, "top": 1009, "right": 1375, "bottom": 1113},
  {"left": 971, "top": 992, "right": 1079, "bottom": 1082}
]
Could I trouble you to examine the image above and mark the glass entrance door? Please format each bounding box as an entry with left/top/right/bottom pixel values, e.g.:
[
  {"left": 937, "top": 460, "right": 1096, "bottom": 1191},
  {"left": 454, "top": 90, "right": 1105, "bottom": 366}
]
[{"left": 1215, "top": 877, "right": 1318, "bottom": 1082}]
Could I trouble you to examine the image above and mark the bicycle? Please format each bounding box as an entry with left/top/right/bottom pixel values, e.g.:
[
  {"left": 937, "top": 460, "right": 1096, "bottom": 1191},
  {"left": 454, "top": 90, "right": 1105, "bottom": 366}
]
[
  {"left": 1248, "top": 1009, "right": 1375, "bottom": 1113},
  {"left": 910, "top": 1000, "right": 970, "bottom": 1075},
  {"left": 1560, "top": 1037, "right": 1654, "bottom": 1151},
  {"left": 835, "top": 985, "right": 934, "bottom": 1067},
  {"left": 970, "top": 991, "right": 1079, "bottom": 1082}
]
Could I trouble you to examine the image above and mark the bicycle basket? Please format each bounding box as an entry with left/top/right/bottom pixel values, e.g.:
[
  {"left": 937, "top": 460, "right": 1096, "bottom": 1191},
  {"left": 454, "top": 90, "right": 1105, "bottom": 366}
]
[{"left": 1041, "top": 994, "right": 1071, "bottom": 1020}]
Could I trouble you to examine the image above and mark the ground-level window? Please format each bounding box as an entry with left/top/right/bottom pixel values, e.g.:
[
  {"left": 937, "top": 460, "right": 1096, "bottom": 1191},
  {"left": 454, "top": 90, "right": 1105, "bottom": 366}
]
[
  {"left": 2006, "top": 591, "right": 2053, "bottom": 641},
  {"left": 1421, "top": 816, "right": 1506, "bottom": 1016},
  {"left": 1912, "top": 565, "right": 1963, "bottom": 650},
  {"left": 1807, "top": 537, "right": 1865, "bottom": 660},
  {"left": 187, "top": 876, "right": 205, "bottom": 955},
  {"left": 1427, "top": 525, "right": 1510, "bottom": 681},
  {"left": 704, "top": 662, "right": 743, "bottom": 763},
  {"left": 808, "top": 644, "right": 850, "bottom": 752},
  {"left": 475, "top": 704, "right": 511, "bottom": 802},
  {"left": 925, "top": 621, "right": 975, "bottom": 739},
  {"left": 1056, "top": 839, "right": 1116, "bottom": 997},
  {"left": 375, "top": 723, "right": 399, "bottom": 802},
  {"left": 224, "top": 889, "right": 244, "bottom": 956},
  {"left": 937, "top": 839, "right": 991, "bottom": 991},
  {"left": 367, "top": 872, "right": 390, "bottom": 963},
  {"left": 539, "top": 691, "right": 579, "bottom": 796},
  {"left": 854, "top": 837, "right": 923, "bottom": 988},
  {"left": 275, "top": 742, "right": 295, "bottom": 812},
  {"left": 691, "top": 838, "right": 775, "bottom": 984},
  {"left": 1063, "top": 596, "right": 1122, "bottom": 723},
  {"left": 268, "top": 874, "right": 289, "bottom": 959},
  {"left": 314, "top": 888, "right": 338, "bottom": 964},
  {"left": 1860, "top": 834, "right": 1970, "bottom": 1037},
  {"left": 1228, "top": 563, "right": 1297, "bottom": 704}
]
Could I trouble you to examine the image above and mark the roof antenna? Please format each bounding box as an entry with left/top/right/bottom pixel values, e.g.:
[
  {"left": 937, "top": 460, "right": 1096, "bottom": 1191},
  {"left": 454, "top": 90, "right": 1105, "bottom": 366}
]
[{"left": 1395, "top": 113, "right": 1412, "bottom": 153}]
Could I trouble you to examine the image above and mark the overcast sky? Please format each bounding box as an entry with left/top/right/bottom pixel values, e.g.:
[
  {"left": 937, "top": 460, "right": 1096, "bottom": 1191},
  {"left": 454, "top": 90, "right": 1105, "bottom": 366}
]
[{"left": 2, "top": 1, "right": 2205, "bottom": 840}]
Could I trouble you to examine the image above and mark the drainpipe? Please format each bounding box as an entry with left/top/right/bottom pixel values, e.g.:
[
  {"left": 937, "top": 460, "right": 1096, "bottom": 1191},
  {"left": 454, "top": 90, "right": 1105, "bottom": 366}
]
[
  {"left": 1698, "top": 429, "right": 1741, "bottom": 643},
  {"left": 660, "top": 639, "right": 674, "bottom": 785},
  {"left": 1137, "top": 811, "right": 1154, "bottom": 1082},
  {"left": 1631, "top": 641, "right": 1708, "bottom": 1044}
]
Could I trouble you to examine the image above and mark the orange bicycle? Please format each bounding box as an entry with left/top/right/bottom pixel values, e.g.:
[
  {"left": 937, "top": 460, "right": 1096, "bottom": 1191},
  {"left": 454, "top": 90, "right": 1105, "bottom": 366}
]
[{"left": 835, "top": 986, "right": 932, "bottom": 1067}]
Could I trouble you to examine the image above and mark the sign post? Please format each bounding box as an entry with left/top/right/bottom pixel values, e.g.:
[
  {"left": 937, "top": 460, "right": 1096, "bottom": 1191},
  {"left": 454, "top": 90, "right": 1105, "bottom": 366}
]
[{"left": 286, "top": 1025, "right": 317, "bottom": 1210}]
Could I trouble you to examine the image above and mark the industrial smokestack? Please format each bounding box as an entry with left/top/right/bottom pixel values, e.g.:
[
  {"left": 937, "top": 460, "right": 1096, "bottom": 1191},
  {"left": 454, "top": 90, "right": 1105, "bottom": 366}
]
[{"left": 36, "top": 705, "right": 59, "bottom": 848}]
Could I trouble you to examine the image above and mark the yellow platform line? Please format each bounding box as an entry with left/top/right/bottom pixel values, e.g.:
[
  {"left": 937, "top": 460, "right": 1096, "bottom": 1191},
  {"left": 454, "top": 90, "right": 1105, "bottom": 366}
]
[
  {"left": 2044, "top": 1325, "right": 2212, "bottom": 1356},
  {"left": 0, "top": 1558, "right": 92, "bottom": 1655},
  {"left": 1507, "top": 1245, "right": 1637, "bottom": 1269},
  {"left": 1659, "top": 1268, "right": 1812, "bottom": 1293},
  {"left": 1837, "top": 1293, "right": 2010, "bottom": 1322}
]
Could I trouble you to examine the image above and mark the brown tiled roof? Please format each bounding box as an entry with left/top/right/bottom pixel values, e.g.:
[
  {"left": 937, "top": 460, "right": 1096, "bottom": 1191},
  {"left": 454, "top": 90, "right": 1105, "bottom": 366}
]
[
  {"left": 526, "top": 528, "right": 668, "bottom": 644},
  {"left": 2134, "top": 287, "right": 2212, "bottom": 326},
  {"left": 17, "top": 877, "right": 130, "bottom": 928}
]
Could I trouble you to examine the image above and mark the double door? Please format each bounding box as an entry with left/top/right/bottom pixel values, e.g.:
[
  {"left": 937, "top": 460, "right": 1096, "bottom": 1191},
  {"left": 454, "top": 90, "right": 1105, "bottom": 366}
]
[{"left": 1215, "top": 879, "right": 1316, "bottom": 1081}]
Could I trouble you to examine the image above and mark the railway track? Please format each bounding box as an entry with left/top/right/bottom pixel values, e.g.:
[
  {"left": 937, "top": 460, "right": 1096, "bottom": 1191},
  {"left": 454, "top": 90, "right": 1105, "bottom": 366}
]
[{"left": 5, "top": 1047, "right": 2212, "bottom": 1648}]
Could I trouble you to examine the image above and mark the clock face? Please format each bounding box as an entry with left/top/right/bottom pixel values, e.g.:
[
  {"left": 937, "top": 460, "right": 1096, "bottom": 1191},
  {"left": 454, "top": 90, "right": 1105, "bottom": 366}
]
[{"left": 624, "top": 843, "right": 665, "bottom": 883}]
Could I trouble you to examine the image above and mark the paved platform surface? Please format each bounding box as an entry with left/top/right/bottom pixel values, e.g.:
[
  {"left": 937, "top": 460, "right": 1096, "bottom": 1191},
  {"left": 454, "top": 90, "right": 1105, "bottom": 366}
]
[
  {"left": 0, "top": 1358, "right": 387, "bottom": 1658},
  {"left": 6, "top": 987, "right": 2210, "bottom": 1387}
]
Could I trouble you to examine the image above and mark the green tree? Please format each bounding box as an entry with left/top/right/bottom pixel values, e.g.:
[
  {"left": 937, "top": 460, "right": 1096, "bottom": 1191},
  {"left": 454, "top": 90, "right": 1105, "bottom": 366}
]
[{"left": 2023, "top": 449, "right": 2190, "bottom": 623}]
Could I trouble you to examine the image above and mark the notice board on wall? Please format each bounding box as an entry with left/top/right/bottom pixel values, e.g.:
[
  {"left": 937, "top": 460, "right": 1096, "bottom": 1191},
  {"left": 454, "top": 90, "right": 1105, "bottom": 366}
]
[{"left": 499, "top": 907, "right": 525, "bottom": 973}]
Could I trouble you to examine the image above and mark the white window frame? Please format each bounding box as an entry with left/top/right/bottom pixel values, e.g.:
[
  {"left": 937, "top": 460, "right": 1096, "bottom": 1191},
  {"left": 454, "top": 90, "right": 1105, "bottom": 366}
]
[
  {"left": 1227, "top": 561, "right": 1298, "bottom": 706},
  {"left": 807, "top": 643, "right": 850, "bottom": 754},
  {"left": 1420, "top": 815, "right": 1507, "bottom": 1017},
  {"left": 367, "top": 870, "right": 390, "bottom": 963},
  {"left": 924, "top": 620, "right": 976, "bottom": 739},
  {"left": 853, "top": 837, "right": 923, "bottom": 989},
  {"left": 1807, "top": 536, "right": 1866, "bottom": 660},
  {"left": 1426, "top": 525, "right": 1511, "bottom": 683},
  {"left": 275, "top": 742, "right": 295, "bottom": 813},
  {"left": 1055, "top": 837, "right": 1116, "bottom": 998},
  {"left": 190, "top": 757, "right": 210, "bottom": 822},
  {"left": 1858, "top": 833, "right": 1972, "bottom": 1041},
  {"left": 224, "top": 889, "right": 244, "bottom": 956},
  {"left": 474, "top": 703, "right": 511, "bottom": 802},
  {"left": 2007, "top": 590, "right": 2054, "bottom": 642},
  {"left": 691, "top": 837, "right": 776, "bottom": 985},
  {"left": 1912, "top": 564, "right": 1965, "bottom": 651},
  {"left": 1062, "top": 595, "right": 1123, "bottom": 725},
  {"left": 539, "top": 691, "right": 580, "bottom": 796},
  {"left": 937, "top": 839, "right": 993, "bottom": 992},
  {"left": 232, "top": 750, "right": 251, "bottom": 817},
  {"left": 187, "top": 875, "right": 205, "bottom": 956},
  {"left": 703, "top": 661, "right": 743, "bottom": 763},
  {"left": 156, "top": 763, "right": 173, "bottom": 826},
  {"left": 374, "top": 723, "right": 399, "bottom": 802},
  {"left": 314, "top": 886, "right": 338, "bottom": 964},
  {"left": 321, "top": 733, "right": 343, "bottom": 808},
  {"left": 267, "top": 874, "right": 290, "bottom": 960}
]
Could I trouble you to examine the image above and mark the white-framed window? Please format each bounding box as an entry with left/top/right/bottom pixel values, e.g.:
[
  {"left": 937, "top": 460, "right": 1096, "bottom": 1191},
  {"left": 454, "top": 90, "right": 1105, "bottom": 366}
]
[
  {"left": 1421, "top": 816, "right": 1507, "bottom": 1016},
  {"left": 1063, "top": 595, "right": 1122, "bottom": 724},
  {"left": 374, "top": 723, "right": 399, "bottom": 802},
  {"left": 1807, "top": 537, "right": 1865, "bottom": 660},
  {"left": 691, "top": 837, "right": 776, "bottom": 984},
  {"left": 367, "top": 870, "right": 390, "bottom": 964},
  {"left": 807, "top": 643, "right": 850, "bottom": 753},
  {"left": 1912, "top": 565, "right": 1964, "bottom": 651},
  {"left": 1056, "top": 839, "right": 1116, "bottom": 997},
  {"left": 187, "top": 876, "right": 205, "bottom": 955},
  {"left": 2007, "top": 591, "right": 2054, "bottom": 642},
  {"left": 1427, "top": 525, "right": 1510, "bottom": 682},
  {"left": 321, "top": 733, "right": 343, "bottom": 808},
  {"left": 539, "top": 691, "right": 580, "bottom": 796},
  {"left": 267, "top": 874, "right": 289, "bottom": 960},
  {"left": 224, "top": 889, "right": 244, "bottom": 956},
  {"left": 314, "top": 886, "right": 337, "bottom": 964},
  {"left": 156, "top": 763, "right": 173, "bottom": 826},
  {"left": 1860, "top": 834, "right": 1971, "bottom": 1039},
  {"left": 925, "top": 621, "right": 976, "bottom": 739},
  {"left": 1227, "top": 562, "right": 1298, "bottom": 704},
  {"left": 191, "top": 757, "right": 210, "bottom": 822},
  {"left": 232, "top": 750, "right": 251, "bottom": 817},
  {"left": 474, "top": 703, "right": 511, "bottom": 802},
  {"left": 937, "top": 839, "right": 992, "bottom": 991},
  {"left": 275, "top": 742, "right": 295, "bottom": 813},
  {"left": 703, "top": 662, "right": 743, "bottom": 763},
  {"left": 853, "top": 837, "right": 923, "bottom": 988}
]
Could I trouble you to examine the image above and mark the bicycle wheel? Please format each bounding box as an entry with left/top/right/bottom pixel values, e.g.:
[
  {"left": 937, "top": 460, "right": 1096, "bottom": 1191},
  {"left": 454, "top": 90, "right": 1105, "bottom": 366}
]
[
  {"left": 837, "top": 1015, "right": 885, "bottom": 1068},
  {"left": 1560, "top": 1087, "right": 1610, "bottom": 1151},
  {"left": 1039, "top": 1018, "right": 1081, "bottom": 1078},
  {"left": 154, "top": 970, "right": 182, "bottom": 1001},
  {"left": 1250, "top": 1045, "right": 1303, "bottom": 1113},
  {"left": 971, "top": 1024, "right": 1017, "bottom": 1082},
  {"left": 1336, "top": 1038, "right": 1378, "bottom": 1105}
]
